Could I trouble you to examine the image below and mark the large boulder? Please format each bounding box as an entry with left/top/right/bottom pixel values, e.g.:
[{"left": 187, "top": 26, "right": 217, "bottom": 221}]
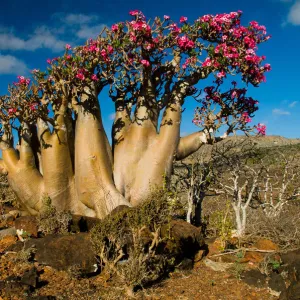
[{"left": 10, "top": 233, "right": 97, "bottom": 276}]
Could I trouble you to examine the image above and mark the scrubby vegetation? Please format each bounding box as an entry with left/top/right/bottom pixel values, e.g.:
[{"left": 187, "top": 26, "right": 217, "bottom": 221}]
[
  {"left": 90, "top": 190, "right": 183, "bottom": 296},
  {"left": 38, "top": 195, "right": 72, "bottom": 235}
]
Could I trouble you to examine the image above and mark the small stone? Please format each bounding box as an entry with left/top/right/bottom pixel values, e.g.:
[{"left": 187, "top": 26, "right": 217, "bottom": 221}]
[
  {"left": 0, "top": 227, "right": 16, "bottom": 240},
  {"left": 14, "top": 216, "right": 39, "bottom": 237},
  {"left": 241, "top": 269, "right": 267, "bottom": 288},
  {"left": 20, "top": 267, "right": 39, "bottom": 288},
  {"left": 254, "top": 239, "right": 279, "bottom": 251},
  {"left": 268, "top": 273, "right": 286, "bottom": 294},
  {"left": 176, "top": 258, "right": 193, "bottom": 271}
]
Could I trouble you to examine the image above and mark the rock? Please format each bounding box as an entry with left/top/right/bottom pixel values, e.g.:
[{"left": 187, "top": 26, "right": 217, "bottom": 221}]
[
  {"left": 280, "top": 249, "right": 300, "bottom": 281},
  {"left": 20, "top": 267, "right": 39, "bottom": 288},
  {"left": 21, "top": 233, "right": 97, "bottom": 275},
  {"left": 206, "top": 238, "right": 223, "bottom": 257},
  {"left": 14, "top": 216, "right": 39, "bottom": 237},
  {"left": 162, "top": 220, "right": 204, "bottom": 259},
  {"left": 176, "top": 258, "right": 193, "bottom": 271},
  {"left": 203, "top": 258, "right": 233, "bottom": 272},
  {"left": 0, "top": 235, "right": 17, "bottom": 252},
  {"left": 0, "top": 278, "right": 30, "bottom": 295},
  {"left": 70, "top": 215, "right": 102, "bottom": 233},
  {"left": 268, "top": 273, "right": 286, "bottom": 294},
  {"left": 243, "top": 251, "right": 264, "bottom": 264},
  {"left": 280, "top": 281, "right": 300, "bottom": 300},
  {"left": 254, "top": 239, "right": 279, "bottom": 251},
  {"left": 241, "top": 269, "right": 267, "bottom": 288},
  {"left": 0, "top": 227, "right": 16, "bottom": 240}
]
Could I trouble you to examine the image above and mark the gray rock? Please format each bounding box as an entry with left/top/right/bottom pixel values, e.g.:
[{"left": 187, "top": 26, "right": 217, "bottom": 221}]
[
  {"left": 22, "top": 233, "right": 97, "bottom": 275},
  {"left": 0, "top": 227, "right": 16, "bottom": 239}
]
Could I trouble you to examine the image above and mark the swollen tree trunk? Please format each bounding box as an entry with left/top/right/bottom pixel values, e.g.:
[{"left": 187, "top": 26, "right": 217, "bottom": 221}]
[{"left": 0, "top": 83, "right": 207, "bottom": 218}]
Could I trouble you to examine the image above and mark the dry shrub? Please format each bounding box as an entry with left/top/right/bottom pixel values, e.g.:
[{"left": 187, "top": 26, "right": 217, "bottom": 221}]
[
  {"left": 246, "top": 204, "right": 300, "bottom": 250},
  {"left": 38, "top": 195, "right": 72, "bottom": 235},
  {"left": 0, "top": 174, "right": 18, "bottom": 210},
  {"left": 90, "top": 190, "right": 181, "bottom": 296}
]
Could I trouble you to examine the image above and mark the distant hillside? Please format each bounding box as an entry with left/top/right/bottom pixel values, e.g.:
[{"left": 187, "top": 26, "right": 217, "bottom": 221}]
[
  {"left": 221, "top": 135, "right": 300, "bottom": 148},
  {"left": 184, "top": 135, "right": 300, "bottom": 163}
]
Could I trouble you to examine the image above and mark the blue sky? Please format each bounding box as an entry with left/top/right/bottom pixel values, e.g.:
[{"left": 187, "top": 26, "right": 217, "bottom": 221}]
[{"left": 0, "top": 0, "right": 300, "bottom": 138}]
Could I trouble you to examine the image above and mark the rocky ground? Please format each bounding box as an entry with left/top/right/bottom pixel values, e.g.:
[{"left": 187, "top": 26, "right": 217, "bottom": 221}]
[
  {"left": 0, "top": 212, "right": 300, "bottom": 299},
  {"left": 1, "top": 136, "right": 300, "bottom": 299}
]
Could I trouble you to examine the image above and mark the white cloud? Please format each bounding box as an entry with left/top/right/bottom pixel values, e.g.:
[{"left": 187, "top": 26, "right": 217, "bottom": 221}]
[
  {"left": 63, "top": 13, "right": 99, "bottom": 25},
  {"left": 0, "top": 26, "right": 67, "bottom": 52},
  {"left": 0, "top": 13, "right": 106, "bottom": 53},
  {"left": 26, "top": 26, "right": 67, "bottom": 52},
  {"left": 76, "top": 24, "right": 106, "bottom": 39},
  {"left": 288, "top": 1, "right": 300, "bottom": 25},
  {"left": 0, "top": 54, "right": 28, "bottom": 74},
  {"left": 272, "top": 108, "right": 291, "bottom": 115},
  {"left": 289, "top": 101, "right": 298, "bottom": 107}
]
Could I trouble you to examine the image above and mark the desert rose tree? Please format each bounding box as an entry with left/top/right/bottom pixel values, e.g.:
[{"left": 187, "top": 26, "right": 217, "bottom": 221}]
[{"left": 0, "top": 10, "right": 270, "bottom": 218}]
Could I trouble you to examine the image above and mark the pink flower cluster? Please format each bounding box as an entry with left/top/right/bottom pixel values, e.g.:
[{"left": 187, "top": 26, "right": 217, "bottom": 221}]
[
  {"left": 141, "top": 59, "right": 150, "bottom": 67},
  {"left": 180, "top": 16, "right": 187, "bottom": 23},
  {"left": 130, "top": 20, "right": 151, "bottom": 34},
  {"left": 8, "top": 108, "right": 17, "bottom": 115},
  {"left": 111, "top": 24, "right": 119, "bottom": 32},
  {"left": 29, "top": 103, "right": 38, "bottom": 111},
  {"left": 14, "top": 76, "right": 31, "bottom": 86},
  {"left": 241, "top": 112, "right": 252, "bottom": 123},
  {"left": 169, "top": 23, "right": 181, "bottom": 34},
  {"left": 129, "top": 10, "right": 139, "bottom": 16},
  {"left": 249, "top": 21, "right": 266, "bottom": 34},
  {"left": 177, "top": 35, "right": 195, "bottom": 50},
  {"left": 199, "top": 12, "right": 241, "bottom": 31},
  {"left": 182, "top": 57, "right": 197, "bottom": 69},
  {"left": 256, "top": 123, "right": 266, "bottom": 135}
]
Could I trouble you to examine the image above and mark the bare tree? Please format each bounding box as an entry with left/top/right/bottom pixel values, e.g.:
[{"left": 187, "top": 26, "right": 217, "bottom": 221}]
[
  {"left": 211, "top": 140, "right": 264, "bottom": 237},
  {"left": 172, "top": 149, "right": 213, "bottom": 225},
  {"left": 258, "top": 151, "right": 300, "bottom": 217}
]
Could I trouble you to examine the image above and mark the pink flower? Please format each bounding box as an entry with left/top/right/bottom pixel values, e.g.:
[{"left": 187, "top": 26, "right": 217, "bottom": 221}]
[
  {"left": 257, "top": 123, "right": 266, "bottom": 135},
  {"left": 200, "top": 15, "right": 211, "bottom": 22},
  {"left": 264, "top": 63, "right": 271, "bottom": 71},
  {"left": 47, "top": 59, "right": 52, "bottom": 64},
  {"left": 65, "top": 44, "right": 71, "bottom": 50},
  {"left": 202, "top": 58, "right": 212, "bottom": 67},
  {"left": 241, "top": 112, "right": 252, "bottom": 123},
  {"left": 91, "top": 74, "right": 99, "bottom": 81},
  {"left": 141, "top": 59, "right": 150, "bottom": 67},
  {"left": 216, "top": 71, "right": 226, "bottom": 78},
  {"left": 177, "top": 35, "right": 194, "bottom": 50},
  {"left": 16, "top": 76, "right": 30, "bottom": 86},
  {"left": 8, "top": 108, "right": 17, "bottom": 115},
  {"left": 29, "top": 103, "right": 38, "bottom": 111},
  {"left": 107, "top": 45, "right": 114, "bottom": 54},
  {"left": 129, "top": 10, "right": 139, "bottom": 16},
  {"left": 76, "top": 73, "right": 85, "bottom": 81},
  {"left": 31, "top": 69, "right": 39, "bottom": 73},
  {"left": 164, "top": 15, "right": 170, "bottom": 20},
  {"left": 111, "top": 24, "right": 119, "bottom": 32},
  {"left": 180, "top": 16, "right": 187, "bottom": 23}
]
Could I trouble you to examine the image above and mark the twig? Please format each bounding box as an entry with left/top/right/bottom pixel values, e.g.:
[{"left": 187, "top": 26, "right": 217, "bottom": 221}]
[{"left": 210, "top": 247, "right": 276, "bottom": 258}]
